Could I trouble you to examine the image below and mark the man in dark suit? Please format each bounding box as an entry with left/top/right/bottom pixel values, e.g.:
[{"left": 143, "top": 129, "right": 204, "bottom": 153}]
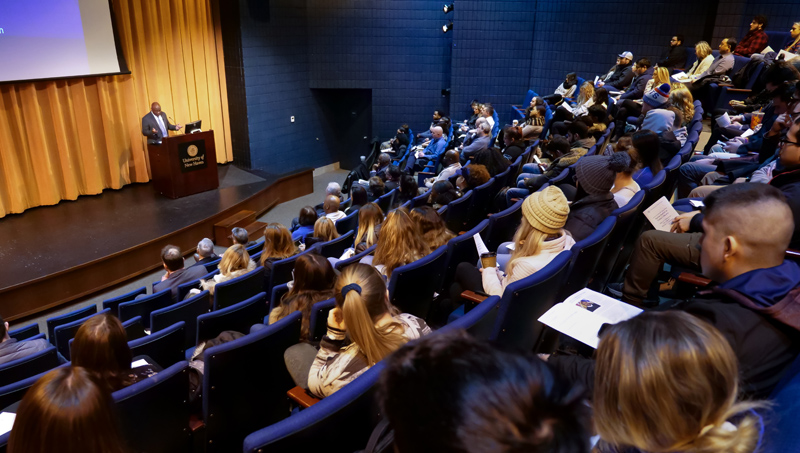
[
  {"left": 153, "top": 245, "right": 207, "bottom": 300},
  {"left": 142, "top": 102, "right": 182, "bottom": 144}
]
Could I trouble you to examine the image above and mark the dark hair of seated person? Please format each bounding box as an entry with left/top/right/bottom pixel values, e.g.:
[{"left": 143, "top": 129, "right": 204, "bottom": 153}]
[
  {"left": 399, "top": 174, "right": 418, "bottom": 202},
  {"left": 298, "top": 206, "right": 317, "bottom": 227},
  {"left": 369, "top": 176, "right": 385, "bottom": 198},
  {"left": 350, "top": 185, "right": 368, "bottom": 209},
  {"left": 160, "top": 245, "right": 183, "bottom": 272},
  {"left": 594, "top": 87, "right": 609, "bottom": 106},
  {"left": 411, "top": 206, "right": 455, "bottom": 250},
  {"left": 632, "top": 129, "right": 663, "bottom": 174},
  {"left": 71, "top": 313, "right": 133, "bottom": 392},
  {"left": 386, "top": 164, "right": 402, "bottom": 181},
  {"left": 464, "top": 164, "right": 491, "bottom": 189},
  {"left": 381, "top": 330, "right": 590, "bottom": 453},
  {"left": 472, "top": 147, "right": 510, "bottom": 177},
  {"left": 270, "top": 252, "right": 335, "bottom": 341},
  {"left": 588, "top": 104, "right": 609, "bottom": 125},
  {"left": 9, "top": 366, "right": 127, "bottom": 453},
  {"left": 545, "top": 136, "right": 571, "bottom": 158},
  {"left": 432, "top": 180, "right": 458, "bottom": 206},
  {"left": 568, "top": 120, "right": 590, "bottom": 139}
]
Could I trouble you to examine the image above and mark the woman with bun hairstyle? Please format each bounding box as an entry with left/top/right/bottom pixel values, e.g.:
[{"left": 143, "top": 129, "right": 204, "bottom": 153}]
[
  {"left": 564, "top": 152, "right": 631, "bottom": 241},
  {"left": 307, "top": 263, "right": 431, "bottom": 398},
  {"left": 594, "top": 310, "right": 764, "bottom": 453}
]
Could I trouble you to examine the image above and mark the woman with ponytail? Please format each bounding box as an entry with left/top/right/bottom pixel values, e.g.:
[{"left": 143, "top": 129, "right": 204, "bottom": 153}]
[
  {"left": 307, "top": 263, "right": 430, "bottom": 398},
  {"left": 594, "top": 311, "right": 764, "bottom": 453}
]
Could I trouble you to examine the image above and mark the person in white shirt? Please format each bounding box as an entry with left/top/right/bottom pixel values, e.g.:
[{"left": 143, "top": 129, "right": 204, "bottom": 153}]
[
  {"left": 425, "top": 150, "right": 462, "bottom": 188},
  {"left": 323, "top": 195, "right": 346, "bottom": 223},
  {"left": 685, "top": 41, "right": 715, "bottom": 79}
]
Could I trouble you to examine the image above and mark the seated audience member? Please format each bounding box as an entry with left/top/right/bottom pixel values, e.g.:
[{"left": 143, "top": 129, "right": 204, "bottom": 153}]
[
  {"left": 641, "top": 109, "right": 683, "bottom": 164},
  {"left": 460, "top": 121, "right": 492, "bottom": 160},
  {"left": 461, "top": 117, "right": 488, "bottom": 149},
  {"left": 346, "top": 185, "right": 368, "bottom": 214},
  {"left": 397, "top": 174, "right": 419, "bottom": 205},
  {"left": 524, "top": 103, "right": 547, "bottom": 134},
  {"left": 501, "top": 126, "right": 526, "bottom": 161},
  {"left": 592, "top": 311, "right": 764, "bottom": 453},
  {"left": 381, "top": 124, "right": 410, "bottom": 154},
  {"left": 296, "top": 264, "right": 430, "bottom": 397},
  {"left": 0, "top": 315, "right": 50, "bottom": 366},
  {"left": 611, "top": 58, "right": 653, "bottom": 104},
  {"left": 368, "top": 176, "right": 386, "bottom": 202},
  {"left": 371, "top": 153, "right": 392, "bottom": 179},
  {"left": 550, "top": 88, "right": 609, "bottom": 137},
  {"left": 465, "top": 101, "right": 481, "bottom": 128},
  {"left": 405, "top": 126, "right": 447, "bottom": 174},
  {"left": 323, "top": 194, "right": 346, "bottom": 223},
  {"left": 516, "top": 122, "right": 596, "bottom": 194},
  {"left": 9, "top": 366, "right": 126, "bottom": 453},
  {"left": 191, "top": 238, "right": 219, "bottom": 268},
  {"left": 685, "top": 41, "right": 715, "bottom": 79},
  {"left": 430, "top": 180, "right": 459, "bottom": 209},
  {"left": 199, "top": 244, "right": 256, "bottom": 296},
  {"left": 542, "top": 72, "right": 579, "bottom": 106},
  {"left": 669, "top": 86, "right": 695, "bottom": 128},
  {"left": 153, "top": 245, "right": 208, "bottom": 299},
  {"left": 614, "top": 83, "right": 670, "bottom": 140},
  {"left": 368, "top": 208, "right": 429, "bottom": 277},
  {"left": 312, "top": 217, "right": 340, "bottom": 243},
  {"left": 611, "top": 134, "right": 661, "bottom": 207},
  {"left": 384, "top": 165, "right": 401, "bottom": 192},
  {"left": 565, "top": 153, "right": 631, "bottom": 240},
  {"left": 505, "top": 136, "right": 572, "bottom": 206},
  {"left": 353, "top": 203, "right": 383, "bottom": 254},
  {"left": 455, "top": 164, "right": 491, "bottom": 195},
  {"left": 267, "top": 253, "right": 335, "bottom": 341},
  {"left": 452, "top": 186, "right": 574, "bottom": 299},
  {"left": 471, "top": 146, "right": 510, "bottom": 177},
  {"left": 733, "top": 15, "right": 769, "bottom": 57},
  {"left": 313, "top": 182, "right": 342, "bottom": 217},
  {"left": 424, "top": 149, "right": 462, "bottom": 188},
  {"left": 587, "top": 104, "right": 611, "bottom": 141},
  {"left": 291, "top": 206, "right": 318, "bottom": 242},
  {"left": 415, "top": 109, "right": 446, "bottom": 144},
  {"left": 553, "top": 81, "right": 596, "bottom": 122},
  {"left": 644, "top": 66, "right": 672, "bottom": 94},
  {"left": 382, "top": 330, "right": 590, "bottom": 453},
  {"left": 259, "top": 223, "right": 299, "bottom": 279},
  {"left": 687, "top": 38, "right": 737, "bottom": 96},
  {"left": 481, "top": 103, "right": 496, "bottom": 130},
  {"left": 557, "top": 184, "right": 800, "bottom": 399},
  {"left": 231, "top": 226, "right": 257, "bottom": 248},
  {"left": 597, "top": 51, "right": 634, "bottom": 90},
  {"left": 657, "top": 34, "right": 688, "bottom": 69},
  {"left": 72, "top": 314, "right": 156, "bottom": 392},
  {"left": 629, "top": 129, "right": 664, "bottom": 186},
  {"left": 410, "top": 206, "right": 455, "bottom": 251}
]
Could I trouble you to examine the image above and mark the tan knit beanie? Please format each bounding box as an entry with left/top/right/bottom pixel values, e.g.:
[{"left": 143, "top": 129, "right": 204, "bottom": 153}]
[{"left": 522, "top": 186, "right": 570, "bottom": 234}]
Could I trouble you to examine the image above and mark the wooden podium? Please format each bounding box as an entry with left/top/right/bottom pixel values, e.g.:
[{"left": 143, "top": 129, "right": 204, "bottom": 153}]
[{"left": 147, "top": 130, "right": 219, "bottom": 199}]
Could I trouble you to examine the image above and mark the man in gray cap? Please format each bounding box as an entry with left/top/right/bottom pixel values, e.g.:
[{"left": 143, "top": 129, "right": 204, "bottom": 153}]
[{"left": 597, "top": 51, "right": 634, "bottom": 91}]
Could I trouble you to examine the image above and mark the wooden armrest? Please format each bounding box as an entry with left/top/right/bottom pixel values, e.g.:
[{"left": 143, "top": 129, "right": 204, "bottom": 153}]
[
  {"left": 725, "top": 88, "right": 752, "bottom": 93},
  {"left": 287, "top": 386, "right": 321, "bottom": 408},
  {"left": 717, "top": 83, "right": 734, "bottom": 87},
  {"left": 677, "top": 272, "right": 712, "bottom": 287},
  {"left": 461, "top": 290, "right": 489, "bottom": 304},
  {"left": 189, "top": 414, "right": 205, "bottom": 432},
  {"left": 510, "top": 198, "right": 521, "bottom": 203}
]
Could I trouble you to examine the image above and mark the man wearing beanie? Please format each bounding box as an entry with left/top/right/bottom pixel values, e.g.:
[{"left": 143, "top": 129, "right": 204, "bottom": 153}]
[
  {"left": 613, "top": 82, "right": 670, "bottom": 140},
  {"left": 565, "top": 153, "right": 630, "bottom": 241}
]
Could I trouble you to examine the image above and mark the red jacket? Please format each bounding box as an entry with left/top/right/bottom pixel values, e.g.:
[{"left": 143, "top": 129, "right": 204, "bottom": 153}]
[{"left": 735, "top": 30, "right": 769, "bottom": 56}]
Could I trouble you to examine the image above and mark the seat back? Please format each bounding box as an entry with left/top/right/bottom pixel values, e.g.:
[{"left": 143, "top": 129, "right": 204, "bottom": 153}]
[
  {"left": 213, "top": 266, "right": 265, "bottom": 310},
  {"left": 442, "top": 219, "right": 490, "bottom": 292},
  {"left": 102, "top": 286, "right": 148, "bottom": 317},
  {"left": 204, "top": 257, "right": 222, "bottom": 273},
  {"left": 485, "top": 199, "right": 523, "bottom": 251},
  {"left": 663, "top": 153, "right": 682, "bottom": 196},
  {"left": 445, "top": 190, "right": 473, "bottom": 232},
  {"left": 8, "top": 323, "right": 40, "bottom": 342},
  {"left": 53, "top": 308, "right": 111, "bottom": 360},
  {"left": 0, "top": 366, "right": 62, "bottom": 412},
  {"left": 335, "top": 209, "right": 359, "bottom": 235},
  {"left": 410, "top": 190, "right": 431, "bottom": 209},
  {"left": 590, "top": 190, "right": 645, "bottom": 292},
  {"left": 46, "top": 304, "right": 98, "bottom": 344},
  {"left": 466, "top": 178, "right": 495, "bottom": 229},
  {"left": 334, "top": 244, "right": 376, "bottom": 271},
  {"left": 243, "top": 361, "right": 384, "bottom": 453},
  {"left": 150, "top": 290, "right": 210, "bottom": 350},
  {"left": 119, "top": 289, "right": 173, "bottom": 329},
  {"left": 493, "top": 165, "right": 513, "bottom": 192},
  {"left": 490, "top": 251, "right": 573, "bottom": 351},
  {"left": 309, "top": 298, "right": 336, "bottom": 342},
  {"left": 128, "top": 321, "right": 186, "bottom": 369},
  {"left": 561, "top": 216, "right": 616, "bottom": 299},
  {"left": 176, "top": 269, "right": 219, "bottom": 301},
  {"left": 316, "top": 230, "right": 355, "bottom": 259},
  {"left": 440, "top": 295, "right": 501, "bottom": 341},
  {"left": 113, "top": 361, "right": 192, "bottom": 453},
  {"left": 0, "top": 346, "right": 60, "bottom": 388},
  {"left": 267, "top": 253, "right": 302, "bottom": 296},
  {"left": 387, "top": 245, "right": 449, "bottom": 319},
  {"left": 376, "top": 188, "right": 396, "bottom": 213},
  {"left": 203, "top": 312, "right": 301, "bottom": 452},
  {"left": 197, "top": 292, "right": 269, "bottom": 344},
  {"left": 269, "top": 283, "right": 291, "bottom": 311},
  {"left": 763, "top": 354, "right": 800, "bottom": 452}
]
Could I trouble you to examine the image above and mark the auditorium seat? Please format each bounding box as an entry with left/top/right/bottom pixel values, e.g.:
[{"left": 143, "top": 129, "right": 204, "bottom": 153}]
[
  {"left": 266, "top": 253, "right": 305, "bottom": 299},
  {"left": 410, "top": 190, "right": 432, "bottom": 209},
  {"left": 119, "top": 289, "right": 173, "bottom": 330},
  {"left": 203, "top": 311, "right": 301, "bottom": 452},
  {"left": 441, "top": 219, "right": 490, "bottom": 293},
  {"left": 8, "top": 323, "right": 40, "bottom": 342},
  {"left": 176, "top": 269, "right": 220, "bottom": 302},
  {"left": 762, "top": 354, "right": 800, "bottom": 452},
  {"left": 113, "top": 360, "right": 192, "bottom": 453},
  {"left": 485, "top": 199, "right": 523, "bottom": 252},
  {"left": 560, "top": 216, "right": 617, "bottom": 299},
  {"left": 445, "top": 190, "right": 472, "bottom": 232},
  {"left": 150, "top": 290, "right": 210, "bottom": 350},
  {"left": 308, "top": 298, "right": 336, "bottom": 342},
  {"left": 313, "top": 230, "right": 355, "bottom": 259},
  {"left": 334, "top": 244, "right": 376, "bottom": 271},
  {"left": 0, "top": 365, "right": 63, "bottom": 416},
  {"left": 204, "top": 257, "right": 222, "bottom": 273},
  {"left": 441, "top": 295, "right": 501, "bottom": 341},
  {"left": 387, "top": 244, "right": 449, "bottom": 319},
  {"left": 269, "top": 283, "right": 290, "bottom": 311},
  {"left": 466, "top": 178, "right": 496, "bottom": 229},
  {"left": 197, "top": 292, "right": 269, "bottom": 345},
  {"left": 46, "top": 304, "right": 98, "bottom": 345},
  {"left": 335, "top": 209, "right": 359, "bottom": 236},
  {"left": 0, "top": 345, "right": 60, "bottom": 388},
  {"left": 102, "top": 286, "right": 148, "bottom": 317},
  {"left": 376, "top": 188, "right": 397, "bottom": 213},
  {"left": 512, "top": 89, "right": 537, "bottom": 119},
  {"left": 589, "top": 190, "right": 645, "bottom": 293},
  {"left": 53, "top": 308, "right": 111, "bottom": 360},
  {"left": 128, "top": 321, "right": 186, "bottom": 369},
  {"left": 212, "top": 265, "right": 265, "bottom": 310}
]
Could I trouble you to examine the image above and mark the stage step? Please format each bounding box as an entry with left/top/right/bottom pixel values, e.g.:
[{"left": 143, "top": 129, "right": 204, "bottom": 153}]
[{"left": 214, "top": 210, "right": 265, "bottom": 247}]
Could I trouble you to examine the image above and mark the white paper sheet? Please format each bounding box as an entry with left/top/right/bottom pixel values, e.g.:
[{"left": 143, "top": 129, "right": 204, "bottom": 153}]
[
  {"left": 716, "top": 112, "right": 731, "bottom": 128},
  {"left": 0, "top": 413, "right": 16, "bottom": 436},
  {"left": 778, "top": 50, "right": 799, "bottom": 61},
  {"left": 761, "top": 46, "right": 774, "bottom": 55},
  {"left": 131, "top": 359, "right": 149, "bottom": 368},
  {"left": 473, "top": 232, "right": 489, "bottom": 256},
  {"left": 689, "top": 200, "right": 705, "bottom": 208},
  {"left": 643, "top": 196, "right": 680, "bottom": 232}
]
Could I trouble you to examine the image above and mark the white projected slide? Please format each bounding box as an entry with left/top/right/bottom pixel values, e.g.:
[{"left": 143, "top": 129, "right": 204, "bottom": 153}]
[{"left": 0, "top": 0, "right": 124, "bottom": 82}]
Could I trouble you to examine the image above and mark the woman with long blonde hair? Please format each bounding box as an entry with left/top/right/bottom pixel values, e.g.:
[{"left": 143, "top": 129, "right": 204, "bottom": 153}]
[
  {"left": 353, "top": 202, "right": 383, "bottom": 253},
  {"left": 645, "top": 66, "right": 672, "bottom": 93},
  {"left": 313, "top": 217, "right": 340, "bottom": 242},
  {"left": 368, "top": 207, "right": 429, "bottom": 277},
  {"left": 200, "top": 244, "right": 256, "bottom": 295},
  {"left": 687, "top": 41, "right": 715, "bottom": 78},
  {"left": 410, "top": 206, "right": 455, "bottom": 251},
  {"left": 306, "top": 263, "right": 430, "bottom": 397},
  {"left": 259, "top": 223, "right": 298, "bottom": 277},
  {"left": 594, "top": 311, "right": 764, "bottom": 453},
  {"left": 669, "top": 86, "right": 695, "bottom": 126}
]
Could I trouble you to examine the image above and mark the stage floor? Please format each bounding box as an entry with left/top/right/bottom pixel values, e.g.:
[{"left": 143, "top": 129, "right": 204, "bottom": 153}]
[{"left": 0, "top": 164, "right": 313, "bottom": 321}]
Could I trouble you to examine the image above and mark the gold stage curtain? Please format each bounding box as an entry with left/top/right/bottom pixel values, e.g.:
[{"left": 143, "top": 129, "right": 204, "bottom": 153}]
[{"left": 0, "top": 0, "right": 232, "bottom": 219}]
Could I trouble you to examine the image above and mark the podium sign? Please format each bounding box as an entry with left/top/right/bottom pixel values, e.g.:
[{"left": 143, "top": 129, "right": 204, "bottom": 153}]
[{"left": 147, "top": 130, "right": 219, "bottom": 199}]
